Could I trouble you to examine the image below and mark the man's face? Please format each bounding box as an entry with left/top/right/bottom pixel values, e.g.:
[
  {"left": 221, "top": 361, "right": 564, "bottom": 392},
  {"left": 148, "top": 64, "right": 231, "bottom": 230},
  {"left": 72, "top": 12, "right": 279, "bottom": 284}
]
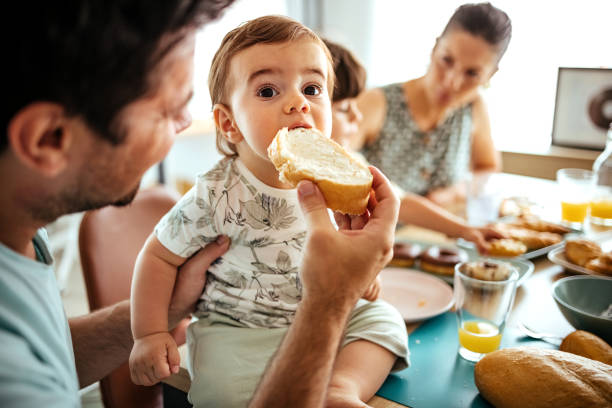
[{"left": 64, "top": 35, "right": 195, "bottom": 212}]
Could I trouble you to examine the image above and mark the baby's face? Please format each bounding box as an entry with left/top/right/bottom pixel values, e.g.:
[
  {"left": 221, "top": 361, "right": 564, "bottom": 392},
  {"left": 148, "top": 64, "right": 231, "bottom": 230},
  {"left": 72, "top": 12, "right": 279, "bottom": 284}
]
[
  {"left": 331, "top": 97, "right": 362, "bottom": 149},
  {"left": 226, "top": 39, "right": 332, "bottom": 169}
]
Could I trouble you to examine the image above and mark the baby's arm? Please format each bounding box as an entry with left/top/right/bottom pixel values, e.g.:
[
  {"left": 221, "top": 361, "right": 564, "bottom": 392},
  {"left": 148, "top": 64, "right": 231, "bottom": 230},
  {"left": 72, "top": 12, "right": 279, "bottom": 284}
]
[{"left": 129, "top": 234, "right": 188, "bottom": 385}]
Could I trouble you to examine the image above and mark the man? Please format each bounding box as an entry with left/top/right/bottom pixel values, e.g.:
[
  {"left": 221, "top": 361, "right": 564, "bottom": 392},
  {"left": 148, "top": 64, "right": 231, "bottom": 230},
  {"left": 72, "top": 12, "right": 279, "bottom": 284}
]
[{"left": 1, "top": 1, "right": 399, "bottom": 407}]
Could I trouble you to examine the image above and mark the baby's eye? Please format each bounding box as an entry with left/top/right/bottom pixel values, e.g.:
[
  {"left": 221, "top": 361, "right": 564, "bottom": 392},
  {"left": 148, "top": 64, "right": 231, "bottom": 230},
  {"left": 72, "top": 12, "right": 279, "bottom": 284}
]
[
  {"left": 466, "top": 69, "right": 479, "bottom": 78},
  {"left": 442, "top": 56, "right": 453, "bottom": 66},
  {"left": 257, "top": 86, "right": 278, "bottom": 98},
  {"left": 304, "top": 84, "right": 322, "bottom": 96}
]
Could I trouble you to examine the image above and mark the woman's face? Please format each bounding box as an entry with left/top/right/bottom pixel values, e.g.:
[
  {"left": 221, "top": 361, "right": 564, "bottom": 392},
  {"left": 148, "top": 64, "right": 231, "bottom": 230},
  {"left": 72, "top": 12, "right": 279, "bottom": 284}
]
[{"left": 425, "top": 29, "right": 499, "bottom": 108}]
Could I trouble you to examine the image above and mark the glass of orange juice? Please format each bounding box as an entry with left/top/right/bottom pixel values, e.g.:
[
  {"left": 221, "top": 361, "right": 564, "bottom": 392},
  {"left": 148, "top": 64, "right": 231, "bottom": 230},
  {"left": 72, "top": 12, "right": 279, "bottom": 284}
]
[
  {"left": 557, "top": 169, "right": 596, "bottom": 227},
  {"left": 590, "top": 186, "right": 612, "bottom": 226},
  {"left": 454, "top": 260, "right": 519, "bottom": 362}
]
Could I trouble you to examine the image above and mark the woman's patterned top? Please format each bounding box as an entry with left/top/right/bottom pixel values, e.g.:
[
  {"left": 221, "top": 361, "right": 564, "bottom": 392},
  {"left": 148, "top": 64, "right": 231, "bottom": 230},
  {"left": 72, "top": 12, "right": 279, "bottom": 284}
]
[{"left": 361, "top": 82, "right": 472, "bottom": 195}]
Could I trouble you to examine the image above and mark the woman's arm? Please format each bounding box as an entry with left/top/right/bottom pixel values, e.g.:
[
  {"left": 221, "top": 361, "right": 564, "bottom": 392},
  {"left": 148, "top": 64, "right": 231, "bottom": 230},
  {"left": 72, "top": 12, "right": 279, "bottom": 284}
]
[
  {"left": 400, "top": 192, "right": 471, "bottom": 236},
  {"left": 399, "top": 193, "right": 501, "bottom": 253},
  {"left": 470, "top": 95, "right": 501, "bottom": 173},
  {"left": 354, "top": 87, "right": 387, "bottom": 150}
]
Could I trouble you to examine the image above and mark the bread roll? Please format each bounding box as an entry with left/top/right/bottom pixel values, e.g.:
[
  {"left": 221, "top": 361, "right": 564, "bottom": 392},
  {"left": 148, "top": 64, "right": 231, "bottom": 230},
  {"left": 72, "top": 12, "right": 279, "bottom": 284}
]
[
  {"left": 560, "top": 330, "right": 612, "bottom": 365},
  {"left": 565, "top": 239, "right": 602, "bottom": 267},
  {"left": 267, "top": 127, "right": 373, "bottom": 214},
  {"left": 474, "top": 347, "right": 612, "bottom": 408}
]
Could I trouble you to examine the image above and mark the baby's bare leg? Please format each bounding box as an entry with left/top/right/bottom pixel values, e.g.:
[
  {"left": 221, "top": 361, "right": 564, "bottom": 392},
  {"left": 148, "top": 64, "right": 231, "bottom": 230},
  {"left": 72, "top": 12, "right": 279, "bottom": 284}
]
[{"left": 325, "top": 340, "right": 396, "bottom": 408}]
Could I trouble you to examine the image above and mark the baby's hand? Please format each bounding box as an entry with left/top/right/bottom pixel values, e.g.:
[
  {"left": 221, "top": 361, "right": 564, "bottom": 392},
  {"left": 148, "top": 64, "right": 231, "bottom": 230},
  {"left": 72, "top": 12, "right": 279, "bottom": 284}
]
[
  {"left": 362, "top": 275, "right": 382, "bottom": 301},
  {"left": 129, "top": 332, "right": 180, "bottom": 386}
]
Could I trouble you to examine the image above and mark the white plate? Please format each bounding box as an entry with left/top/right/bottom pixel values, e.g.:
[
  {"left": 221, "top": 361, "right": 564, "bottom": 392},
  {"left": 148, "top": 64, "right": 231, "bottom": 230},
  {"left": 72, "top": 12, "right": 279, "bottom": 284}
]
[
  {"left": 380, "top": 268, "right": 454, "bottom": 323},
  {"left": 548, "top": 246, "right": 609, "bottom": 276},
  {"left": 547, "top": 231, "right": 612, "bottom": 276}
]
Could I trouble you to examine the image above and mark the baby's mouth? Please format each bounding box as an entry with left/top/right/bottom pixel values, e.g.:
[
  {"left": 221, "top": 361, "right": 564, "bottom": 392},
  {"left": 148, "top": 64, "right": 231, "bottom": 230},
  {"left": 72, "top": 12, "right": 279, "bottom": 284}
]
[{"left": 288, "top": 123, "right": 312, "bottom": 130}]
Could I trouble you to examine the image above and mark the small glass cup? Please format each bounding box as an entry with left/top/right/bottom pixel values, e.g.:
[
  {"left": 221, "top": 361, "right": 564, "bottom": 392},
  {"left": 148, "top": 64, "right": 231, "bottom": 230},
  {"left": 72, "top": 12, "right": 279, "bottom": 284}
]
[
  {"left": 466, "top": 172, "right": 500, "bottom": 226},
  {"left": 557, "top": 168, "right": 596, "bottom": 227},
  {"left": 590, "top": 185, "right": 612, "bottom": 226},
  {"left": 454, "top": 260, "right": 519, "bottom": 363}
]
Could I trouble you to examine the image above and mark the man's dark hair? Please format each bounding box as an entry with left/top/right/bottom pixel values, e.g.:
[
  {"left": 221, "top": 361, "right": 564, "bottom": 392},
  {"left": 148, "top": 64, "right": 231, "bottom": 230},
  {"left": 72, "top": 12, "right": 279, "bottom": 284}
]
[
  {"left": 441, "top": 2, "right": 512, "bottom": 61},
  {"left": 3, "top": 0, "right": 234, "bottom": 151},
  {"left": 323, "top": 39, "right": 367, "bottom": 102}
]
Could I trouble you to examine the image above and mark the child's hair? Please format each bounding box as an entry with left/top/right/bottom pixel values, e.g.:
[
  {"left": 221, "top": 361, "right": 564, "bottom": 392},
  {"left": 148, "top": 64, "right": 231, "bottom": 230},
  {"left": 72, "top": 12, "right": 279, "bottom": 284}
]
[
  {"left": 209, "top": 15, "right": 334, "bottom": 156},
  {"left": 322, "top": 39, "right": 366, "bottom": 103}
]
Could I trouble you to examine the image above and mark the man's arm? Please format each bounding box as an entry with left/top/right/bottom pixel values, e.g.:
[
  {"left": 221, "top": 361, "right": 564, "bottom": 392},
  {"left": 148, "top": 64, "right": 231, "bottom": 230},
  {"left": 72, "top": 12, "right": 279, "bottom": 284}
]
[
  {"left": 249, "top": 298, "right": 352, "bottom": 408},
  {"left": 250, "top": 168, "right": 399, "bottom": 407},
  {"left": 70, "top": 236, "right": 229, "bottom": 388},
  {"left": 70, "top": 300, "right": 132, "bottom": 388}
]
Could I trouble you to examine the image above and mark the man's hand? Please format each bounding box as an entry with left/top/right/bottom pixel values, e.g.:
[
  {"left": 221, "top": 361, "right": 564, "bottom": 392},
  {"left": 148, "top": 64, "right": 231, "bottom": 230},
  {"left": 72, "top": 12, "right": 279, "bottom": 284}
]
[
  {"left": 129, "top": 332, "right": 179, "bottom": 386},
  {"left": 297, "top": 166, "right": 399, "bottom": 312},
  {"left": 167, "top": 235, "right": 230, "bottom": 328},
  {"left": 362, "top": 275, "right": 382, "bottom": 301}
]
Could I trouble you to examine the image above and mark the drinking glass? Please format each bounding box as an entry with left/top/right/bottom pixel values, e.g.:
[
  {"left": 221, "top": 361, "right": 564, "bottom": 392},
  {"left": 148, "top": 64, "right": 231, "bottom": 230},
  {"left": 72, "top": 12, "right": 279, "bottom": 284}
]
[
  {"left": 557, "top": 168, "right": 595, "bottom": 227},
  {"left": 454, "top": 260, "right": 519, "bottom": 362},
  {"left": 590, "top": 185, "right": 612, "bottom": 226}
]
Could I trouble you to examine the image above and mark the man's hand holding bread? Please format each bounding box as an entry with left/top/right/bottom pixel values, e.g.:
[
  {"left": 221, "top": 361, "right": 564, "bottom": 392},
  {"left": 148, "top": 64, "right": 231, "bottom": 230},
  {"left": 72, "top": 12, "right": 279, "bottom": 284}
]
[
  {"left": 296, "top": 166, "right": 398, "bottom": 312},
  {"left": 269, "top": 127, "right": 396, "bottom": 305}
]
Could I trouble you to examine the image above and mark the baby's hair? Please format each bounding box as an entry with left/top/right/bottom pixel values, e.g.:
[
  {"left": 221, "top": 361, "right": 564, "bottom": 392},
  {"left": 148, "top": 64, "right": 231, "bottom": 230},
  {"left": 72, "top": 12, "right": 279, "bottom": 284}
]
[
  {"left": 209, "top": 15, "right": 334, "bottom": 156},
  {"left": 323, "top": 39, "right": 366, "bottom": 103}
]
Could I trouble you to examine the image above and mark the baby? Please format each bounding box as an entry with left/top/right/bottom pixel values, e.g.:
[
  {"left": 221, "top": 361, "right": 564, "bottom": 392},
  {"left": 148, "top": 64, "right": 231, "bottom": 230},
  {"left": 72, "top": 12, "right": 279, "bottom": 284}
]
[{"left": 129, "top": 16, "right": 408, "bottom": 407}]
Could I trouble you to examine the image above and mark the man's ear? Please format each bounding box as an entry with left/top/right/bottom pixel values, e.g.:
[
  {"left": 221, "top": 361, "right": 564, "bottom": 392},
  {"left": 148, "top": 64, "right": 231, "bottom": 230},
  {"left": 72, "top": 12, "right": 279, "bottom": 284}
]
[
  {"left": 213, "top": 103, "right": 243, "bottom": 144},
  {"left": 6, "top": 102, "right": 73, "bottom": 177}
]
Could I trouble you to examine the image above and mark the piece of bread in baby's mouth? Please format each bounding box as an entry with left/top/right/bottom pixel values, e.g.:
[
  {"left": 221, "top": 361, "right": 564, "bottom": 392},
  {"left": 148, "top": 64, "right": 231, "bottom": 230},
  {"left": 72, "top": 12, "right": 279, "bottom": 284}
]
[{"left": 267, "top": 127, "right": 373, "bottom": 215}]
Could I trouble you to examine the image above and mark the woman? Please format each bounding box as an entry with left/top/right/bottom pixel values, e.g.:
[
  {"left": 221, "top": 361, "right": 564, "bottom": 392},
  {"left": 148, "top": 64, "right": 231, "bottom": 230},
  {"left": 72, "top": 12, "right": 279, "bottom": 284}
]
[
  {"left": 356, "top": 2, "right": 511, "bottom": 209},
  {"left": 325, "top": 38, "right": 502, "bottom": 253}
]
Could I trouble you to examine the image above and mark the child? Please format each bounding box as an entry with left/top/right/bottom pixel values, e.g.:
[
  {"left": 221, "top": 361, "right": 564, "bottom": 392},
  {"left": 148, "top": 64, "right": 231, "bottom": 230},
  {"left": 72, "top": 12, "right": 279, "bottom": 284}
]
[
  {"left": 324, "top": 38, "right": 367, "bottom": 150},
  {"left": 129, "top": 16, "right": 408, "bottom": 407}
]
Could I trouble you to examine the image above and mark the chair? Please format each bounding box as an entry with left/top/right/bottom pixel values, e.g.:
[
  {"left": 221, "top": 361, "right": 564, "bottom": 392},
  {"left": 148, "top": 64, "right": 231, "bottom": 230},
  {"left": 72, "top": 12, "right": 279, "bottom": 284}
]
[{"left": 79, "top": 186, "right": 190, "bottom": 408}]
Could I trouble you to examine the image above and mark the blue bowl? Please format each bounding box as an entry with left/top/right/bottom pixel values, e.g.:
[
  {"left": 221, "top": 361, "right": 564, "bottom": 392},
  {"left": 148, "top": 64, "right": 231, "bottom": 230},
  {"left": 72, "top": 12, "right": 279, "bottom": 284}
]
[{"left": 552, "top": 276, "right": 612, "bottom": 344}]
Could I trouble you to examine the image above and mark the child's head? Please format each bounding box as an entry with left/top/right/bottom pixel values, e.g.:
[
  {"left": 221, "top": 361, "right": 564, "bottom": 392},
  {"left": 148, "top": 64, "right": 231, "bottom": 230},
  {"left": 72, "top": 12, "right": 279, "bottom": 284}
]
[
  {"left": 209, "top": 15, "right": 334, "bottom": 160},
  {"left": 323, "top": 39, "right": 366, "bottom": 148}
]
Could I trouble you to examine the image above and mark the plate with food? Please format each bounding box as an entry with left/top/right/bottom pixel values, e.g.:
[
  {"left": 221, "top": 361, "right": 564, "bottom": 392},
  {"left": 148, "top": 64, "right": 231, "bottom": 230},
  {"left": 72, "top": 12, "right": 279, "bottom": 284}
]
[
  {"left": 548, "top": 233, "right": 612, "bottom": 277},
  {"left": 390, "top": 240, "right": 534, "bottom": 286},
  {"left": 379, "top": 268, "right": 454, "bottom": 323},
  {"left": 486, "top": 214, "right": 582, "bottom": 259}
]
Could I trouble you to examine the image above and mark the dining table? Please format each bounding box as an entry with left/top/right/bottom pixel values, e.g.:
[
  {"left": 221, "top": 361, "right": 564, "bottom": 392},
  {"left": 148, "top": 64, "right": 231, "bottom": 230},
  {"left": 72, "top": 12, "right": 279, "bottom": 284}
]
[
  {"left": 164, "top": 172, "right": 611, "bottom": 408},
  {"left": 369, "top": 171, "right": 611, "bottom": 407}
]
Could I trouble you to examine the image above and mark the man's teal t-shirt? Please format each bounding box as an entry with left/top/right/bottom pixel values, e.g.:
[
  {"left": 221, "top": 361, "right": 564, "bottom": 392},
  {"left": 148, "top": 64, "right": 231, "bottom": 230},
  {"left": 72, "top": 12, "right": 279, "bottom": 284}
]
[{"left": 0, "top": 229, "right": 80, "bottom": 407}]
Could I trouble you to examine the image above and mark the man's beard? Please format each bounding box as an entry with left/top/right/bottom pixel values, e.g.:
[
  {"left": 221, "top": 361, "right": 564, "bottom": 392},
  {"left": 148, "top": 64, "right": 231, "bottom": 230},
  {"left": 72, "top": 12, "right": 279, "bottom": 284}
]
[{"left": 31, "top": 182, "right": 141, "bottom": 224}]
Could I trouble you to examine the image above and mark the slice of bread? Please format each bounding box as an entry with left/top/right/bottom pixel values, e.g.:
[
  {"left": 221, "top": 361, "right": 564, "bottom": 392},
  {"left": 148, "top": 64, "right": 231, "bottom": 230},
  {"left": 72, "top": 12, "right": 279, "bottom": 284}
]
[{"left": 267, "top": 127, "right": 373, "bottom": 214}]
